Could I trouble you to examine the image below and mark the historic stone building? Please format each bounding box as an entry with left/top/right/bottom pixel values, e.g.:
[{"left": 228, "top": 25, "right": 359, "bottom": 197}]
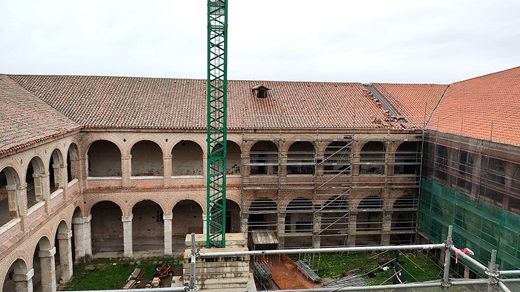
[{"left": 1, "top": 67, "right": 519, "bottom": 291}]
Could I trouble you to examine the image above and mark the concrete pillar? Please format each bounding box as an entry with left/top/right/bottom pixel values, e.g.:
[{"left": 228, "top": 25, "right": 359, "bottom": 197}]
[
  {"left": 12, "top": 269, "right": 34, "bottom": 292},
  {"left": 57, "top": 230, "right": 74, "bottom": 284},
  {"left": 312, "top": 213, "right": 322, "bottom": 248},
  {"left": 163, "top": 155, "right": 172, "bottom": 187},
  {"left": 277, "top": 213, "right": 285, "bottom": 249},
  {"left": 122, "top": 214, "right": 133, "bottom": 258},
  {"left": 381, "top": 211, "right": 392, "bottom": 245},
  {"left": 163, "top": 214, "right": 173, "bottom": 256},
  {"left": 347, "top": 213, "right": 357, "bottom": 246},
  {"left": 121, "top": 155, "right": 131, "bottom": 188},
  {"left": 38, "top": 247, "right": 57, "bottom": 292}
]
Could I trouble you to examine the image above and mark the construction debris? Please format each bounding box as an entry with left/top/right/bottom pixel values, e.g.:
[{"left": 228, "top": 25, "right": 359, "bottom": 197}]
[
  {"left": 295, "top": 260, "right": 321, "bottom": 283},
  {"left": 253, "top": 261, "right": 272, "bottom": 290}
]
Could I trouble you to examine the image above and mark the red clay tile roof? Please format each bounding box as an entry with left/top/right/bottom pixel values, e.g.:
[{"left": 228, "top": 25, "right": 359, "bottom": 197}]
[
  {"left": 428, "top": 66, "right": 520, "bottom": 146},
  {"left": 0, "top": 75, "right": 81, "bottom": 155},
  {"left": 9, "top": 75, "right": 424, "bottom": 131},
  {"left": 373, "top": 83, "right": 448, "bottom": 126}
]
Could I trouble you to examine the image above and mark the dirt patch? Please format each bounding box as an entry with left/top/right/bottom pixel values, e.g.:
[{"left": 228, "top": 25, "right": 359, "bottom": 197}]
[{"left": 259, "top": 255, "right": 321, "bottom": 290}]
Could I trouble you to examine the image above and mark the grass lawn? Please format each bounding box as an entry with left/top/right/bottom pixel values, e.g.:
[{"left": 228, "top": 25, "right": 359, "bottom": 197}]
[
  {"left": 292, "top": 251, "right": 441, "bottom": 286},
  {"left": 64, "top": 258, "right": 182, "bottom": 290}
]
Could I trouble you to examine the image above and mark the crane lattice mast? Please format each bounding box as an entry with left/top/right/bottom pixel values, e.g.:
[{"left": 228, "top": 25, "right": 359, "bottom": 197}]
[{"left": 206, "top": 0, "right": 228, "bottom": 248}]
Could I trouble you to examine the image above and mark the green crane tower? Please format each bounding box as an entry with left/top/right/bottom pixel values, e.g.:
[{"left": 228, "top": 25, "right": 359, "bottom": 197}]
[{"left": 206, "top": 0, "right": 228, "bottom": 248}]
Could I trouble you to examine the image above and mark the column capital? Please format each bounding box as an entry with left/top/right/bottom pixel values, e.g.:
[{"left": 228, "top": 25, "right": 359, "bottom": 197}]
[
  {"left": 72, "top": 214, "right": 92, "bottom": 224},
  {"left": 12, "top": 268, "right": 34, "bottom": 281},
  {"left": 39, "top": 247, "right": 57, "bottom": 258},
  {"left": 58, "top": 230, "right": 73, "bottom": 240},
  {"left": 163, "top": 213, "right": 173, "bottom": 220},
  {"left": 122, "top": 214, "right": 133, "bottom": 222}
]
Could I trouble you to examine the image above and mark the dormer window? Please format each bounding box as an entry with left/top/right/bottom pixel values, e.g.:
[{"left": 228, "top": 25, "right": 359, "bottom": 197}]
[{"left": 252, "top": 85, "right": 270, "bottom": 98}]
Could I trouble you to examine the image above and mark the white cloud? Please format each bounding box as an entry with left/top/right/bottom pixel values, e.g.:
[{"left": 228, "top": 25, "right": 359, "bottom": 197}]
[{"left": 0, "top": 0, "right": 519, "bottom": 83}]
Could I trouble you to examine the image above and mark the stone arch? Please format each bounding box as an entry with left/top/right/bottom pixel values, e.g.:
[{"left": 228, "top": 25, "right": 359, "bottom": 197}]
[
  {"left": 2, "top": 258, "right": 30, "bottom": 292},
  {"left": 323, "top": 141, "right": 352, "bottom": 175},
  {"left": 434, "top": 144, "right": 448, "bottom": 180},
  {"left": 394, "top": 141, "right": 420, "bottom": 175},
  {"left": 54, "top": 220, "right": 73, "bottom": 284},
  {"left": 132, "top": 200, "right": 164, "bottom": 253},
  {"left": 512, "top": 167, "right": 520, "bottom": 191},
  {"left": 48, "top": 149, "right": 65, "bottom": 193},
  {"left": 248, "top": 198, "right": 278, "bottom": 230},
  {"left": 130, "top": 140, "right": 164, "bottom": 176},
  {"left": 390, "top": 194, "right": 417, "bottom": 244},
  {"left": 90, "top": 201, "right": 124, "bottom": 256},
  {"left": 285, "top": 197, "right": 314, "bottom": 233},
  {"left": 211, "top": 198, "right": 241, "bottom": 233},
  {"left": 0, "top": 166, "right": 22, "bottom": 226},
  {"left": 33, "top": 236, "right": 55, "bottom": 292},
  {"left": 25, "top": 156, "right": 46, "bottom": 209},
  {"left": 66, "top": 143, "right": 80, "bottom": 183},
  {"left": 250, "top": 141, "right": 278, "bottom": 175},
  {"left": 359, "top": 141, "right": 385, "bottom": 175},
  {"left": 320, "top": 195, "right": 349, "bottom": 246},
  {"left": 172, "top": 200, "right": 204, "bottom": 236},
  {"left": 356, "top": 195, "right": 383, "bottom": 244},
  {"left": 171, "top": 140, "right": 204, "bottom": 176},
  {"left": 87, "top": 140, "right": 122, "bottom": 177},
  {"left": 456, "top": 150, "right": 474, "bottom": 190},
  {"left": 287, "top": 141, "right": 315, "bottom": 175},
  {"left": 226, "top": 141, "right": 241, "bottom": 175}
]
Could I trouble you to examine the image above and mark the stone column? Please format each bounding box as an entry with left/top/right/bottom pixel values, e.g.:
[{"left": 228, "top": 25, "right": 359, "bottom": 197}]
[
  {"left": 121, "top": 155, "right": 131, "bottom": 188},
  {"left": 17, "top": 183, "right": 29, "bottom": 231},
  {"left": 470, "top": 154, "right": 482, "bottom": 198},
  {"left": 73, "top": 215, "right": 93, "bottom": 260},
  {"left": 6, "top": 184, "right": 19, "bottom": 219},
  {"left": 57, "top": 230, "right": 74, "bottom": 284},
  {"left": 347, "top": 212, "right": 357, "bottom": 246},
  {"left": 277, "top": 213, "right": 286, "bottom": 249},
  {"left": 79, "top": 154, "right": 88, "bottom": 190},
  {"left": 122, "top": 214, "right": 133, "bottom": 258},
  {"left": 83, "top": 215, "right": 93, "bottom": 257},
  {"left": 312, "top": 213, "right": 322, "bottom": 248},
  {"left": 280, "top": 153, "right": 287, "bottom": 177},
  {"left": 163, "top": 213, "right": 173, "bottom": 256},
  {"left": 351, "top": 142, "right": 361, "bottom": 176},
  {"left": 381, "top": 211, "right": 392, "bottom": 245},
  {"left": 241, "top": 214, "right": 249, "bottom": 242},
  {"left": 386, "top": 147, "right": 396, "bottom": 176},
  {"left": 163, "top": 155, "right": 172, "bottom": 187},
  {"left": 38, "top": 247, "right": 57, "bottom": 292},
  {"left": 12, "top": 269, "right": 34, "bottom": 292},
  {"left": 72, "top": 217, "right": 86, "bottom": 260},
  {"left": 202, "top": 214, "right": 207, "bottom": 235}
]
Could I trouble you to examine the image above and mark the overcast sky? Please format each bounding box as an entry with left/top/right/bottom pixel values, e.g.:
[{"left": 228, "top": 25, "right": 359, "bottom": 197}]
[{"left": 1, "top": 0, "right": 519, "bottom": 84}]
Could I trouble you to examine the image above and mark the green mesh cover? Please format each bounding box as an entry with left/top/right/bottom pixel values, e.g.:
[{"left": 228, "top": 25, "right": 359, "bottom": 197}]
[{"left": 419, "top": 178, "right": 520, "bottom": 272}]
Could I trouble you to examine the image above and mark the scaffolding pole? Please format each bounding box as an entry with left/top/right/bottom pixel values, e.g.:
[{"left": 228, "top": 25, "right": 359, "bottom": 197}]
[{"left": 198, "top": 243, "right": 444, "bottom": 258}]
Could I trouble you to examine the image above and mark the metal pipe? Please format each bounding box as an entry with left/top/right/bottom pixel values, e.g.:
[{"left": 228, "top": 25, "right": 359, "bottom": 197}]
[
  {"left": 188, "top": 232, "right": 197, "bottom": 292},
  {"left": 488, "top": 249, "right": 498, "bottom": 292},
  {"left": 451, "top": 279, "right": 489, "bottom": 285},
  {"left": 198, "top": 243, "right": 444, "bottom": 258},
  {"left": 262, "top": 281, "right": 443, "bottom": 291},
  {"left": 442, "top": 225, "right": 453, "bottom": 290},
  {"left": 501, "top": 279, "right": 520, "bottom": 283},
  {"left": 449, "top": 245, "right": 487, "bottom": 272},
  {"left": 500, "top": 270, "right": 520, "bottom": 276},
  {"left": 498, "top": 281, "right": 513, "bottom": 292},
  {"left": 67, "top": 288, "right": 186, "bottom": 292}
]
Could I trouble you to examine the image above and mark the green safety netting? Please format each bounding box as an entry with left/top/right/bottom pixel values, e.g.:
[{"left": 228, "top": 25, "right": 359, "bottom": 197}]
[{"left": 419, "top": 178, "right": 520, "bottom": 273}]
